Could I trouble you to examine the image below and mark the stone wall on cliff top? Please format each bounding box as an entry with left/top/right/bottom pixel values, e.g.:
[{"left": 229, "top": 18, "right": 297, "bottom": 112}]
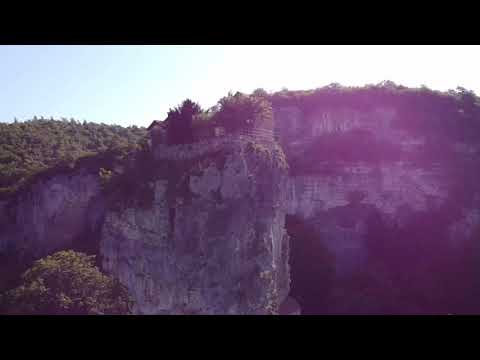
[{"left": 100, "top": 138, "right": 290, "bottom": 314}]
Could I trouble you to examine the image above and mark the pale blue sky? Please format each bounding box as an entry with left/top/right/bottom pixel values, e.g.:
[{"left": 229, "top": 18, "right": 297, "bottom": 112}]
[{"left": 2, "top": 45, "right": 480, "bottom": 127}]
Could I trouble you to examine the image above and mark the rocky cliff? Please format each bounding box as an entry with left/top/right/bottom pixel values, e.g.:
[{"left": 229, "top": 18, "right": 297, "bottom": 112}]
[
  {"left": 0, "top": 170, "right": 102, "bottom": 259},
  {"left": 3, "top": 86, "right": 480, "bottom": 314},
  {"left": 0, "top": 133, "right": 291, "bottom": 314},
  {"left": 273, "top": 101, "right": 480, "bottom": 314},
  {"left": 100, "top": 139, "right": 290, "bottom": 314}
]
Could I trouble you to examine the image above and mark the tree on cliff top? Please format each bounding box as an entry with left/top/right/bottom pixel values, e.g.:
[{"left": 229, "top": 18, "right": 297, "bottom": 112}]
[
  {"left": 166, "top": 99, "right": 202, "bottom": 145},
  {"left": 213, "top": 92, "right": 273, "bottom": 133},
  {"left": 0, "top": 250, "right": 132, "bottom": 315}
]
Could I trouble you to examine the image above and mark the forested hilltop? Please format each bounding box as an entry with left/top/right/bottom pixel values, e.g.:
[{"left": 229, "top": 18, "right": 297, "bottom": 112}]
[
  {"left": 3, "top": 81, "right": 480, "bottom": 314},
  {"left": 270, "top": 81, "right": 480, "bottom": 141},
  {"left": 0, "top": 117, "right": 146, "bottom": 195},
  {"left": 3, "top": 81, "right": 480, "bottom": 197}
]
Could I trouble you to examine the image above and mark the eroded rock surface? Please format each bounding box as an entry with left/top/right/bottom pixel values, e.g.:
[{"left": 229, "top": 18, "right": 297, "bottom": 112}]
[
  {"left": 0, "top": 170, "right": 102, "bottom": 259},
  {"left": 100, "top": 140, "right": 290, "bottom": 314}
]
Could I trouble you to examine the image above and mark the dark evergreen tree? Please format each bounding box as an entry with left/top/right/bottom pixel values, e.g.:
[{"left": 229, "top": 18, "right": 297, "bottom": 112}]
[{"left": 166, "top": 99, "right": 202, "bottom": 145}]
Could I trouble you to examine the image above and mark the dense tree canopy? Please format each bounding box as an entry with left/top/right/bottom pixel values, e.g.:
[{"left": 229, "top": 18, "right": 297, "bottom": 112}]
[
  {"left": 166, "top": 99, "right": 202, "bottom": 145},
  {"left": 269, "top": 81, "right": 480, "bottom": 142},
  {"left": 212, "top": 91, "right": 273, "bottom": 133},
  {"left": 3, "top": 83, "right": 480, "bottom": 194},
  {"left": 0, "top": 118, "right": 146, "bottom": 195},
  {"left": 164, "top": 94, "right": 274, "bottom": 143},
  {"left": 0, "top": 250, "right": 132, "bottom": 315}
]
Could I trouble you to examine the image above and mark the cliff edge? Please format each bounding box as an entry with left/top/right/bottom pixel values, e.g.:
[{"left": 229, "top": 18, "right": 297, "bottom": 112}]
[{"left": 100, "top": 138, "right": 290, "bottom": 314}]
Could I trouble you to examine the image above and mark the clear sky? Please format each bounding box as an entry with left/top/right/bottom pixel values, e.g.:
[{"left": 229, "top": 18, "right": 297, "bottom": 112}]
[{"left": 2, "top": 45, "right": 480, "bottom": 127}]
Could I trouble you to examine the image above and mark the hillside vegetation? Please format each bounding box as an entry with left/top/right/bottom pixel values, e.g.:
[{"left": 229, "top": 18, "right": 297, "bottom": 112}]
[
  {"left": 0, "top": 250, "right": 132, "bottom": 315},
  {"left": 269, "top": 81, "right": 480, "bottom": 142},
  {"left": 0, "top": 117, "right": 146, "bottom": 195},
  {"left": 2, "top": 82, "right": 480, "bottom": 195}
]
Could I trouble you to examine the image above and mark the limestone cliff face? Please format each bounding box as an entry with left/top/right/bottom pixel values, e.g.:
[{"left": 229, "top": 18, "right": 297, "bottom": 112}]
[
  {"left": 0, "top": 170, "right": 102, "bottom": 259},
  {"left": 100, "top": 139, "right": 290, "bottom": 314},
  {"left": 3, "top": 96, "right": 480, "bottom": 314},
  {"left": 274, "top": 104, "right": 480, "bottom": 284}
]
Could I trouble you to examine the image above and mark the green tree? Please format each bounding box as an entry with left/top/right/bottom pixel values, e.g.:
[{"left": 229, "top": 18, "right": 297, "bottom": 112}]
[
  {"left": 179, "top": 99, "right": 202, "bottom": 118},
  {"left": 0, "top": 117, "right": 146, "bottom": 195},
  {"left": 252, "top": 88, "right": 269, "bottom": 99},
  {"left": 213, "top": 92, "right": 273, "bottom": 133},
  {"left": 1, "top": 250, "right": 132, "bottom": 315},
  {"left": 166, "top": 99, "right": 202, "bottom": 145}
]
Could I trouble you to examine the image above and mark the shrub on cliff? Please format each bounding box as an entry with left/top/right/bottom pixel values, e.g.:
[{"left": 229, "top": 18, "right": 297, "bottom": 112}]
[
  {"left": 252, "top": 88, "right": 269, "bottom": 99},
  {"left": 212, "top": 92, "right": 273, "bottom": 133},
  {"left": 0, "top": 250, "right": 132, "bottom": 315},
  {"left": 166, "top": 99, "right": 202, "bottom": 145}
]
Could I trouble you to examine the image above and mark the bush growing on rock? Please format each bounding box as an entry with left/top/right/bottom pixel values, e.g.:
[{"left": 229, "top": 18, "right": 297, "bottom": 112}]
[{"left": 212, "top": 92, "right": 273, "bottom": 133}]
